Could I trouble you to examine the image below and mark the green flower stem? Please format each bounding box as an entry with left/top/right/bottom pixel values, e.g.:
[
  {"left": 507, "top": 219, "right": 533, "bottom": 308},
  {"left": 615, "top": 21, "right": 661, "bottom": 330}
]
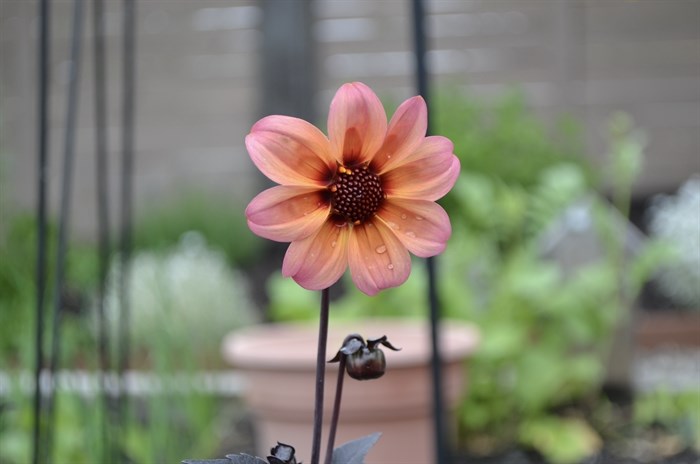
[
  {"left": 310, "top": 288, "right": 330, "bottom": 464},
  {"left": 324, "top": 355, "right": 346, "bottom": 464}
]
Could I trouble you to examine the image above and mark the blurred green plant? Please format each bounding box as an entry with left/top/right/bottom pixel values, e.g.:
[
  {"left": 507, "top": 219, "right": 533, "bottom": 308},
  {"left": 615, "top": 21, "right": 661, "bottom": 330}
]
[
  {"left": 132, "top": 193, "right": 263, "bottom": 269},
  {"left": 1, "top": 198, "right": 260, "bottom": 462},
  {"left": 433, "top": 88, "right": 591, "bottom": 190},
  {"left": 0, "top": 380, "right": 225, "bottom": 464},
  {"left": 105, "top": 231, "right": 259, "bottom": 368},
  {"left": 445, "top": 112, "right": 668, "bottom": 463},
  {"left": 0, "top": 228, "right": 255, "bottom": 463},
  {"left": 0, "top": 214, "right": 98, "bottom": 368},
  {"left": 634, "top": 389, "right": 700, "bottom": 451}
]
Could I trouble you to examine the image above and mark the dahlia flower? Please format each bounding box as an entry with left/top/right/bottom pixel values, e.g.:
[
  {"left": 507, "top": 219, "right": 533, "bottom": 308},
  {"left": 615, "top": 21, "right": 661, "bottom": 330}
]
[{"left": 245, "top": 82, "right": 460, "bottom": 295}]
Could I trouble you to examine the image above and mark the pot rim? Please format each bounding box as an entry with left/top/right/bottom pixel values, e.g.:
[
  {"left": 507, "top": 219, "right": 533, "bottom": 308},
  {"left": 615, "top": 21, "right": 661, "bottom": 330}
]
[{"left": 221, "top": 318, "right": 480, "bottom": 371}]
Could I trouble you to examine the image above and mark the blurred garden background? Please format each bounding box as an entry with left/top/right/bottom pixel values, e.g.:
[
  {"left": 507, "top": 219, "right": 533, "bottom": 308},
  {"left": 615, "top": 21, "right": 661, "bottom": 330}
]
[{"left": 0, "top": 0, "right": 699, "bottom": 463}]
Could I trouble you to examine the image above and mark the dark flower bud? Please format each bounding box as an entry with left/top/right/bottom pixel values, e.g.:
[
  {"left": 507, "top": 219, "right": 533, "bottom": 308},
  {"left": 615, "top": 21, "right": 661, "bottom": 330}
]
[
  {"left": 329, "top": 334, "right": 401, "bottom": 381},
  {"left": 267, "top": 442, "right": 299, "bottom": 464}
]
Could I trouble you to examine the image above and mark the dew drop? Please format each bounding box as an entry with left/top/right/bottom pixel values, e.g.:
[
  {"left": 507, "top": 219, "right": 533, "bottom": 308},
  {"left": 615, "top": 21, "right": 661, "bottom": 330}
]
[
  {"left": 387, "top": 263, "right": 394, "bottom": 270},
  {"left": 415, "top": 215, "right": 424, "bottom": 221},
  {"left": 386, "top": 221, "right": 399, "bottom": 230},
  {"left": 375, "top": 245, "right": 387, "bottom": 254},
  {"left": 331, "top": 241, "right": 337, "bottom": 248},
  {"left": 400, "top": 213, "right": 407, "bottom": 220},
  {"left": 405, "top": 231, "right": 416, "bottom": 238}
]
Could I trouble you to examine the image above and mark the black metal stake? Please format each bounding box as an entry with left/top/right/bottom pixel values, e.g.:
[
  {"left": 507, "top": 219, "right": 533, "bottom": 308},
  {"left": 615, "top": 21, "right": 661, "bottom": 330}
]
[
  {"left": 92, "top": 0, "right": 113, "bottom": 460},
  {"left": 116, "top": 0, "right": 136, "bottom": 451},
  {"left": 411, "top": 0, "right": 449, "bottom": 462},
  {"left": 32, "top": 0, "right": 51, "bottom": 462},
  {"left": 45, "top": 0, "right": 85, "bottom": 460}
]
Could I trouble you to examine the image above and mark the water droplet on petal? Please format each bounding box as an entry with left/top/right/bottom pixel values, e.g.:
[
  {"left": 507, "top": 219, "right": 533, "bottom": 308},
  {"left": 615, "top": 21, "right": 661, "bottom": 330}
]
[
  {"left": 415, "top": 215, "right": 424, "bottom": 221},
  {"left": 401, "top": 214, "right": 407, "bottom": 220},
  {"left": 331, "top": 241, "right": 337, "bottom": 248},
  {"left": 405, "top": 231, "right": 416, "bottom": 238},
  {"left": 375, "top": 245, "right": 387, "bottom": 254},
  {"left": 386, "top": 221, "right": 399, "bottom": 230},
  {"left": 387, "top": 263, "right": 394, "bottom": 270}
]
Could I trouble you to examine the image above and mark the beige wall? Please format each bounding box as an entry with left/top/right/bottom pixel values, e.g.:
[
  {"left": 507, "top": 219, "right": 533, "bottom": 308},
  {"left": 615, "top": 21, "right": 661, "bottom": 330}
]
[{"left": 1, "top": 0, "right": 699, "bottom": 237}]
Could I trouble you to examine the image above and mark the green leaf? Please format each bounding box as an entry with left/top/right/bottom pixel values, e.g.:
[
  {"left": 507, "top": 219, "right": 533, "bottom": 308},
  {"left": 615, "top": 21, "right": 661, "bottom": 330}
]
[{"left": 518, "top": 416, "right": 601, "bottom": 464}]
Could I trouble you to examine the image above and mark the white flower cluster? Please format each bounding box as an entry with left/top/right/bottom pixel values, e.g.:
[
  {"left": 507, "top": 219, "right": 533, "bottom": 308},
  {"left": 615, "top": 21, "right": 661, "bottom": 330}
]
[
  {"left": 648, "top": 177, "right": 700, "bottom": 308},
  {"left": 105, "top": 232, "right": 258, "bottom": 360}
]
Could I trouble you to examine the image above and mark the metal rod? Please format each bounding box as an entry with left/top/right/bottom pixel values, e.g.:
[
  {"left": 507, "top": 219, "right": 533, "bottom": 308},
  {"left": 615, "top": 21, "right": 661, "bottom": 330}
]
[
  {"left": 411, "top": 0, "right": 449, "bottom": 462},
  {"left": 45, "top": 0, "right": 85, "bottom": 460},
  {"left": 32, "top": 0, "right": 51, "bottom": 462},
  {"left": 92, "top": 0, "right": 113, "bottom": 459},
  {"left": 116, "top": 0, "right": 136, "bottom": 448}
]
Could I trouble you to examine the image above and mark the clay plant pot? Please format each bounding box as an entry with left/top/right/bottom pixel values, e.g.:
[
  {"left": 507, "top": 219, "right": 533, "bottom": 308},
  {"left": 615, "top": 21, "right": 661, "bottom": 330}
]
[{"left": 222, "top": 319, "right": 479, "bottom": 464}]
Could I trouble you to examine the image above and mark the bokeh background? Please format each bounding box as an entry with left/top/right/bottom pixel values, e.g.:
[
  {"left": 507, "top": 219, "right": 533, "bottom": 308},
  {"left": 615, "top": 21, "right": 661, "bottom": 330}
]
[{"left": 1, "top": 1, "right": 699, "bottom": 463}]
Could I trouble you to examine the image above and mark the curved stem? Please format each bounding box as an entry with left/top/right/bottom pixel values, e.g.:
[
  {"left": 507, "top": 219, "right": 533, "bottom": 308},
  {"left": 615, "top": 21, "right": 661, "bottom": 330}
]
[
  {"left": 324, "top": 355, "right": 346, "bottom": 464},
  {"left": 310, "top": 288, "right": 330, "bottom": 464}
]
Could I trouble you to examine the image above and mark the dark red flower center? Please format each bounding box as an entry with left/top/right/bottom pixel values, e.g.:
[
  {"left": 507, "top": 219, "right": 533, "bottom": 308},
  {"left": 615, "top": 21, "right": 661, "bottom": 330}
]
[{"left": 329, "top": 164, "right": 385, "bottom": 224}]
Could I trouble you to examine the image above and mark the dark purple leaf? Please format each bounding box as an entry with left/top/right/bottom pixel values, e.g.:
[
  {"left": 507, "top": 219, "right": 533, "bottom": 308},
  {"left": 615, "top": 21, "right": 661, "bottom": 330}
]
[
  {"left": 224, "top": 454, "right": 267, "bottom": 464},
  {"left": 331, "top": 432, "right": 381, "bottom": 464},
  {"left": 182, "top": 460, "right": 232, "bottom": 464},
  {"left": 366, "top": 336, "right": 400, "bottom": 352}
]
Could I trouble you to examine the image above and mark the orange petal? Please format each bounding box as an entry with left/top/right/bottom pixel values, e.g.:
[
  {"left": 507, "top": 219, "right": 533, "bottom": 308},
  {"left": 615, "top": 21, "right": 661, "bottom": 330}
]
[
  {"left": 382, "top": 136, "right": 461, "bottom": 201},
  {"left": 375, "top": 199, "right": 451, "bottom": 258},
  {"left": 328, "top": 82, "right": 387, "bottom": 167},
  {"left": 246, "top": 115, "right": 334, "bottom": 187},
  {"left": 347, "top": 220, "right": 411, "bottom": 296},
  {"left": 371, "top": 96, "right": 427, "bottom": 175},
  {"left": 246, "top": 185, "right": 330, "bottom": 242},
  {"left": 282, "top": 219, "right": 350, "bottom": 291}
]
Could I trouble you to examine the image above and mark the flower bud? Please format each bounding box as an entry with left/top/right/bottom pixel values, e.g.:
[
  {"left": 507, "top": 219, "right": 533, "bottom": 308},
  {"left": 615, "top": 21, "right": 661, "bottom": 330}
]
[
  {"left": 329, "top": 334, "right": 401, "bottom": 381},
  {"left": 268, "top": 442, "right": 298, "bottom": 464}
]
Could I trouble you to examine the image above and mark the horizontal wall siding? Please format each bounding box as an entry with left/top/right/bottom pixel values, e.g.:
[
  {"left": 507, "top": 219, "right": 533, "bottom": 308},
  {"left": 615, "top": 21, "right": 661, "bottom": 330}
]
[{"left": 1, "top": 0, "right": 698, "bottom": 237}]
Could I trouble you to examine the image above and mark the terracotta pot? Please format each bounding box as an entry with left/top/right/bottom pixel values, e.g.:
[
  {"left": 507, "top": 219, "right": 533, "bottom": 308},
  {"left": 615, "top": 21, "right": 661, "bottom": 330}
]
[{"left": 222, "top": 319, "right": 479, "bottom": 464}]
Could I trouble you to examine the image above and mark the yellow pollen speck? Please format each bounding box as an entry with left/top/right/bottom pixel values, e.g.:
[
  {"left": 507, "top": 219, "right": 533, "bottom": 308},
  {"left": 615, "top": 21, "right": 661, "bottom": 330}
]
[
  {"left": 330, "top": 185, "right": 338, "bottom": 192},
  {"left": 346, "top": 168, "right": 353, "bottom": 175},
  {"left": 354, "top": 219, "right": 361, "bottom": 225},
  {"left": 338, "top": 166, "right": 347, "bottom": 174}
]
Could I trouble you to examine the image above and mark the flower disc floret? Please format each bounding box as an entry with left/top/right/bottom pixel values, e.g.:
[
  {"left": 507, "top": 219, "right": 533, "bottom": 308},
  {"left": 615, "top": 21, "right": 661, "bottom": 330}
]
[{"left": 330, "top": 164, "right": 384, "bottom": 224}]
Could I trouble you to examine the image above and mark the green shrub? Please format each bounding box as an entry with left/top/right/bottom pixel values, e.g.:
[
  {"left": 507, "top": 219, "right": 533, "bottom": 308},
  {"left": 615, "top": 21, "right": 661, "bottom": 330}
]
[
  {"left": 132, "top": 193, "right": 263, "bottom": 269},
  {"left": 433, "top": 88, "right": 591, "bottom": 190}
]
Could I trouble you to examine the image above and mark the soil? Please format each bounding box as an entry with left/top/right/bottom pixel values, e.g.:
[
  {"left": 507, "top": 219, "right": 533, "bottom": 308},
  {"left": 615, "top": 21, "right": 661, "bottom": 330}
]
[{"left": 451, "top": 448, "right": 699, "bottom": 464}]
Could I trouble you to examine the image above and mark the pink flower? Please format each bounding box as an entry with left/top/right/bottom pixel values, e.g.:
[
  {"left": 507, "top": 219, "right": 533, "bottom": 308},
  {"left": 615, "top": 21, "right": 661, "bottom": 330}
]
[{"left": 245, "top": 82, "right": 460, "bottom": 295}]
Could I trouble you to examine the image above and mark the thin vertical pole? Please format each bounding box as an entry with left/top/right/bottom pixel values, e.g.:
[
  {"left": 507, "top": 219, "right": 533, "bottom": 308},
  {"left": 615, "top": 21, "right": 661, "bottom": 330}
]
[
  {"left": 45, "top": 0, "right": 85, "bottom": 460},
  {"left": 411, "top": 0, "right": 449, "bottom": 462},
  {"left": 32, "top": 0, "right": 51, "bottom": 462},
  {"left": 117, "top": 0, "right": 136, "bottom": 448},
  {"left": 92, "top": 0, "right": 112, "bottom": 459}
]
